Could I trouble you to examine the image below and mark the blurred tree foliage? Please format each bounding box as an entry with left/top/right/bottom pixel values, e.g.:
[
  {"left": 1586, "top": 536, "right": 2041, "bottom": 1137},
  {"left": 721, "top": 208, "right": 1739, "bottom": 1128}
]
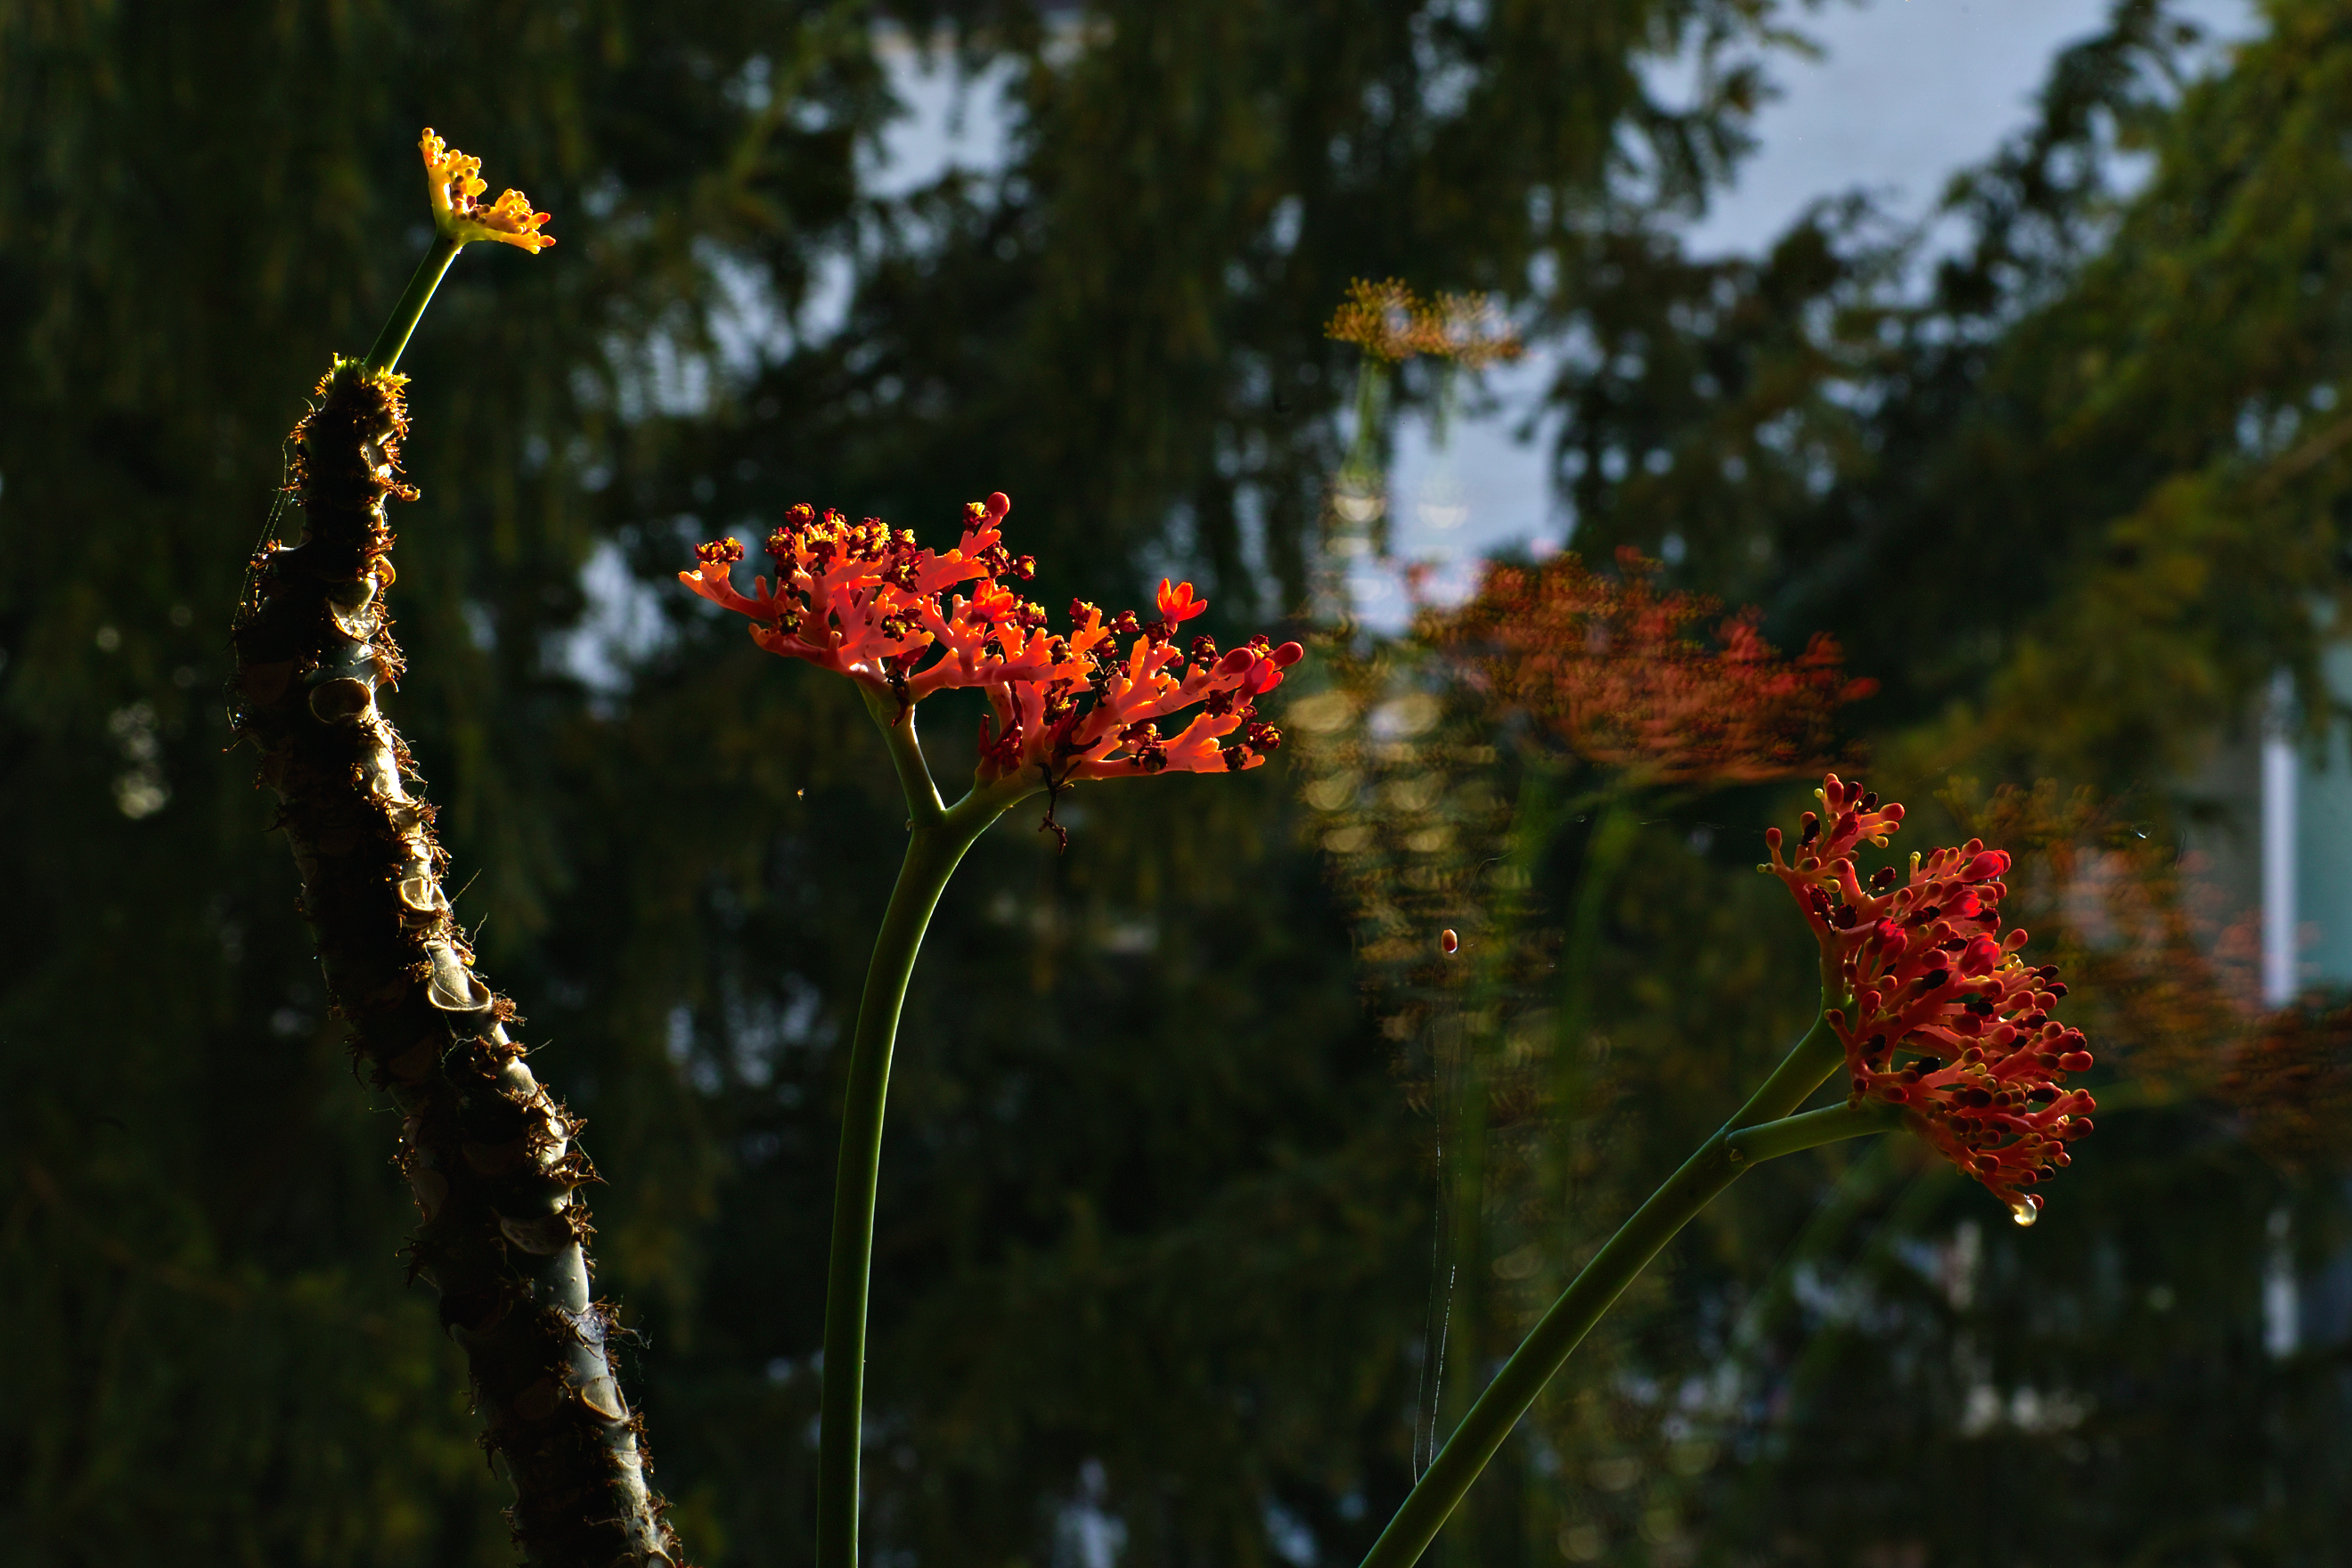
[
  {"left": 0, "top": 0, "right": 1786, "bottom": 1564},
  {"left": 10, "top": 0, "right": 2352, "bottom": 1564},
  {"left": 1491, "top": 2, "right": 2352, "bottom": 1564}
]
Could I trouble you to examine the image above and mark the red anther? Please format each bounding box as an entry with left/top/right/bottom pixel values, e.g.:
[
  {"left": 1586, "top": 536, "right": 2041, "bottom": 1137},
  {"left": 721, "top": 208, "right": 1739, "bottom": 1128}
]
[{"left": 1440, "top": 928, "right": 1459, "bottom": 957}]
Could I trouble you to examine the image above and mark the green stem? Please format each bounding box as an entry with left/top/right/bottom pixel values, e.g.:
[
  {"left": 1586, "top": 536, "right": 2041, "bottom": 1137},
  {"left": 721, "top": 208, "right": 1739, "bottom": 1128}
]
[
  {"left": 1358, "top": 1010, "right": 1878, "bottom": 1568},
  {"left": 1340, "top": 358, "right": 1392, "bottom": 491},
  {"left": 363, "top": 233, "right": 464, "bottom": 375},
  {"left": 817, "top": 692, "right": 1032, "bottom": 1568},
  {"left": 1556, "top": 796, "right": 1639, "bottom": 1045},
  {"left": 1726, "top": 1099, "right": 1904, "bottom": 1164},
  {"left": 1550, "top": 792, "right": 1638, "bottom": 1204}
]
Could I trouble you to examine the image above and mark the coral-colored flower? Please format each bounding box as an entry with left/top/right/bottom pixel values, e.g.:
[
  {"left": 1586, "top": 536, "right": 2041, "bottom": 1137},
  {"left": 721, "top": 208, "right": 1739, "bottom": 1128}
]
[
  {"left": 421, "top": 128, "right": 556, "bottom": 253},
  {"left": 1765, "top": 773, "right": 2096, "bottom": 1221},
  {"left": 680, "top": 492, "right": 1301, "bottom": 784}
]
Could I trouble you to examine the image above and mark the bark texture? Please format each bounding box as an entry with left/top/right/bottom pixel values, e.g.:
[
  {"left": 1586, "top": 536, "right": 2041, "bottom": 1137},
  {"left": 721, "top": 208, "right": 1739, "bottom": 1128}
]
[{"left": 230, "top": 360, "right": 682, "bottom": 1567}]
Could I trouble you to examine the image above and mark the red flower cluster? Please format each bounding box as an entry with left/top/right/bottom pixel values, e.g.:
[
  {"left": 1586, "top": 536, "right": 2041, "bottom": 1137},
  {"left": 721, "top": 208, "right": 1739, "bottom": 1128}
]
[
  {"left": 1766, "top": 774, "right": 2096, "bottom": 1221},
  {"left": 681, "top": 492, "right": 1301, "bottom": 782}
]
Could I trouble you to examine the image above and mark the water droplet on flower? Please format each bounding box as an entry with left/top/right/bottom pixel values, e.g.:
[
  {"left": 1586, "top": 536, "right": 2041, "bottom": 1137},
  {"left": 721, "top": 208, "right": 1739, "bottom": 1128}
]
[
  {"left": 2010, "top": 1200, "right": 2038, "bottom": 1228},
  {"left": 1440, "top": 928, "right": 1459, "bottom": 957}
]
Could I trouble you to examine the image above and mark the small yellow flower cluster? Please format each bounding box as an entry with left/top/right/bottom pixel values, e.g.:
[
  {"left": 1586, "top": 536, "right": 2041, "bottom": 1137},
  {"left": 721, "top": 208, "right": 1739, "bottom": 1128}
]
[
  {"left": 1323, "top": 278, "right": 1522, "bottom": 366},
  {"left": 420, "top": 128, "right": 556, "bottom": 254}
]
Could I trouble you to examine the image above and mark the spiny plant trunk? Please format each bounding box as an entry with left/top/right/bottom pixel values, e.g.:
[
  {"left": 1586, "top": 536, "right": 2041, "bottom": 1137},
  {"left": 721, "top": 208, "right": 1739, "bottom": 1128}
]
[{"left": 230, "top": 360, "right": 682, "bottom": 1567}]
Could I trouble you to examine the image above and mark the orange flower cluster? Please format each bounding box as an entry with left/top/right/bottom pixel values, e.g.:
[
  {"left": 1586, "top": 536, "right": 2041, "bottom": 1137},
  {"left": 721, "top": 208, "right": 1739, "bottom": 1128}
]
[
  {"left": 421, "top": 128, "right": 556, "bottom": 253},
  {"left": 681, "top": 492, "right": 1301, "bottom": 783},
  {"left": 1428, "top": 549, "right": 1875, "bottom": 784},
  {"left": 1324, "top": 279, "right": 1523, "bottom": 366},
  {"left": 1766, "top": 774, "right": 2097, "bottom": 1221}
]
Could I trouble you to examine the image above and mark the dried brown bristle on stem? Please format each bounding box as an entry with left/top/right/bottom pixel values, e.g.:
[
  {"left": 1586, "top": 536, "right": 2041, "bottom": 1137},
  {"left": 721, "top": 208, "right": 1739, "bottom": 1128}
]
[{"left": 231, "top": 360, "right": 680, "bottom": 1566}]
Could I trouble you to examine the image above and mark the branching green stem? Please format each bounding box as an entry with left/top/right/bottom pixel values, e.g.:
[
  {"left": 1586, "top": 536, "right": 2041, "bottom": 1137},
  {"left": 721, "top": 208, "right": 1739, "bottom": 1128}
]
[
  {"left": 363, "top": 233, "right": 463, "bottom": 375},
  {"left": 1359, "top": 1010, "right": 1899, "bottom": 1568},
  {"left": 817, "top": 690, "right": 1035, "bottom": 1568},
  {"left": 1727, "top": 1098, "right": 1906, "bottom": 1164}
]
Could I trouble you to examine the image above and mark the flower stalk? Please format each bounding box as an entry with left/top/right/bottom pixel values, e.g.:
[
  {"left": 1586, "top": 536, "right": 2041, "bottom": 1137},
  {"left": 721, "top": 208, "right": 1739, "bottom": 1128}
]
[
  {"left": 816, "top": 698, "right": 1040, "bottom": 1568},
  {"left": 362, "top": 233, "right": 461, "bottom": 375},
  {"left": 678, "top": 492, "right": 1302, "bottom": 1568},
  {"left": 1357, "top": 773, "right": 2095, "bottom": 1568},
  {"left": 1359, "top": 1013, "right": 1853, "bottom": 1568}
]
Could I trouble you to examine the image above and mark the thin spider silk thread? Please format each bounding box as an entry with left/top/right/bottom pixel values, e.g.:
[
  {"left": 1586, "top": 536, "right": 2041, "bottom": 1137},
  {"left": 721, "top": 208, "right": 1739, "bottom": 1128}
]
[
  {"left": 1412, "top": 1028, "right": 1472, "bottom": 1480},
  {"left": 1412, "top": 1120, "right": 1450, "bottom": 1479}
]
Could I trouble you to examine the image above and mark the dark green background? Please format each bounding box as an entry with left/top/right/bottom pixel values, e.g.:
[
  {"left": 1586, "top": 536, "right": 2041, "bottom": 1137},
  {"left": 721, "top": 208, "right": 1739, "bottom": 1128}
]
[{"left": 4, "top": 1, "right": 2347, "bottom": 1563}]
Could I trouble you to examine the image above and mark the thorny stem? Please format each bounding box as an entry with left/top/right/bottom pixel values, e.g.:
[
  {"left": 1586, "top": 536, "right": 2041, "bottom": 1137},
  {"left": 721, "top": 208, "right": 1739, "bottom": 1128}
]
[
  {"left": 363, "top": 233, "right": 463, "bottom": 375},
  {"left": 234, "top": 363, "right": 679, "bottom": 1564},
  {"left": 1359, "top": 1010, "right": 1892, "bottom": 1568},
  {"left": 818, "top": 694, "right": 1035, "bottom": 1568}
]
